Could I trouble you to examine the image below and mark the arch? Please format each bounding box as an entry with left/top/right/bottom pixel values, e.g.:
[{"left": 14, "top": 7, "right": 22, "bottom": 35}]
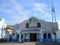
[
  {"left": 21, "top": 34, "right": 23, "bottom": 42},
  {"left": 26, "top": 23, "right": 29, "bottom": 28},
  {"left": 37, "top": 22, "right": 41, "bottom": 28},
  {"left": 30, "top": 33, "right": 37, "bottom": 41},
  {"left": 43, "top": 33, "right": 47, "bottom": 39}
]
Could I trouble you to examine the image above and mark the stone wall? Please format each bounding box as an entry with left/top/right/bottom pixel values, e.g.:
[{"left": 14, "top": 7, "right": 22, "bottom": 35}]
[{"left": 12, "top": 17, "right": 58, "bottom": 33}]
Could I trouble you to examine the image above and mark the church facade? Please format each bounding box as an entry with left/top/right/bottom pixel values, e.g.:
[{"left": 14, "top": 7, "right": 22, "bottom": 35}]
[{"left": 12, "top": 17, "right": 58, "bottom": 42}]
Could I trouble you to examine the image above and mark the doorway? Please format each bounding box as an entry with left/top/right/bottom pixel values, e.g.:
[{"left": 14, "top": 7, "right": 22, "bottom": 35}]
[
  {"left": 21, "top": 34, "right": 23, "bottom": 42},
  {"left": 30, "top": 33, "right": 37, "bottom": 41},
  {"left": 43, "top": 33, "right": 47, "bottom": 41},
  {"left": 43, "top": 33, "right": 47, "bottom": 39}
]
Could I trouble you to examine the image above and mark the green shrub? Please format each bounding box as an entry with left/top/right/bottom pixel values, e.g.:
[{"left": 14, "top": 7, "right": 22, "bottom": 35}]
[{"left": 0, "top": 38, "right": 7, "bottom": 42}]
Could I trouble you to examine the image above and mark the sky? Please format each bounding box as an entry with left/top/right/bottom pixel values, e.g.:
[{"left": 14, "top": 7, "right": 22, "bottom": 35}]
[{"left": 0, "top": 0, "right": 60, "bottom": 29}]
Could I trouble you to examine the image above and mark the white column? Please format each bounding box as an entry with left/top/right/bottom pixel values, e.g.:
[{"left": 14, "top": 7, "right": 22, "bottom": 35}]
[
  {"left": 19, "top": 33, "right": 21, "bottom": 42},
  {"left": 29, "top": 34, "right": 30, "bottom": 41},
  {"left": 26, "top": 33, "right": 30, "bottom": 41},
  {"left": 41, "top": 33, "right": 43, "bottom": 39},
  {"left": 40, "top": 33, "right": 43, "bottom": 42},
  {"left": 52, "top": 33, "right": 55, "bottom": 41},
  {"left": 15, "top": 33, "right": 16, "bottom": 40},
  {"left": 23, "top": 33, "right": 25, "bottom": 42}
]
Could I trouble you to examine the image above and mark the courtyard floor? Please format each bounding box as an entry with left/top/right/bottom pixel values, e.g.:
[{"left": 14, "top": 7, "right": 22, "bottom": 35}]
[
  {"left": 0, "top": 42, "right": 35, "bottom": 45},
  {"left": 0, "top": 42, "right": 60, "bottom": 45}
]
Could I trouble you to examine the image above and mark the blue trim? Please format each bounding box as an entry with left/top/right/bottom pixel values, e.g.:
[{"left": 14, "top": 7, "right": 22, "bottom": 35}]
[
  {"left": 37, "top": 38, "right": 40, "bottom": 42},
  {"left": 40, "top": 38, "right": 43, "bottom": 42},
  {"left": 56, "top": 39, "right": 60, "bottom": 43},
  {"left": 43, "top": 38, "right": 53, "bottom": 42},
  {"left": 21, "top": 30, "right": 40, "bottom": 32},
  {"left": 37, "top": 38, "right": 42, "bottom": 42},
  {"left": 12, "top": 38, "right": 17, "bottom": 41},
  {"left": 17, "top": 39, "right": 19, "bottom": 42},
  {"left": 24, "top": 39, "right": 30, "bottom": 42},
  {"left": 37, "top": 38, "right": 43, "bottom": 42},
  {"left": 18, "top": 39, "right": 22, "bottom": 42},
  {"left": 37, "top": 38, "right": 41, "bottom": 42},
  {"left": 37, "top": 38, "right": 53, "bottom": 42}
]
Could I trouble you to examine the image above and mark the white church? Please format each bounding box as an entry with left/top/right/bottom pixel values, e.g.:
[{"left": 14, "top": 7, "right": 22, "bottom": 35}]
[
  {"left": 0, "top": 17, "right": 60, "bottom": 43},
  {"left": 0, "top": 5, "right": 60, "bottom": 43},
  {"left": 11, "top": 17, "right": 60, "bottom": 42}
]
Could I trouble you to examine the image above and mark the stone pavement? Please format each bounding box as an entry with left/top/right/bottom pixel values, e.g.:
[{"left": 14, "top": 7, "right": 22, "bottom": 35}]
[
  {"left": 0, "top": 42, "right": 35, "bottom": 45},
  {"left": 0, "top": 42, "right": 60, "bottom": 45}
]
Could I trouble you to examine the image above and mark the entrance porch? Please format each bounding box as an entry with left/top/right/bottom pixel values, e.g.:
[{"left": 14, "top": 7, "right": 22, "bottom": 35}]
[
  {"left": 13, "top": 30, "right": 56, "bottom": 42},
  {"left": 19, "top": 33, "right": 41, "bottom": 42}
]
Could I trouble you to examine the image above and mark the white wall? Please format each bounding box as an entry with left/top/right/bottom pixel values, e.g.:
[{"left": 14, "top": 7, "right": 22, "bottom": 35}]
[
  {"left": 56, "top": 31, "right": 60, "bottom": 39},
  {"left": 0, "top": 18, "right": 7, "bottom": 39}
]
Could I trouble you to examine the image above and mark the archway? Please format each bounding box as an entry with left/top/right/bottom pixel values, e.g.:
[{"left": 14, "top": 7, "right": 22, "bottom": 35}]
[
  {"left": 43, "top": 33, "right": 47, "bottom": 39},
  {"left": 21, "top": 34, "right": 23, "bottom": 42},
  {"left": 43, "top": 33, "right": 47, "bottom": 41}
]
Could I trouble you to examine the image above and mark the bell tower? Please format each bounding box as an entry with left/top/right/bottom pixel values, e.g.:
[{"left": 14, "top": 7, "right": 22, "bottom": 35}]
[
  {"left": 51, "top": 2, "right": 58, "bottom": 32},
  {"left": 51, "top": 2, "right": 56, "bottom": 22}
]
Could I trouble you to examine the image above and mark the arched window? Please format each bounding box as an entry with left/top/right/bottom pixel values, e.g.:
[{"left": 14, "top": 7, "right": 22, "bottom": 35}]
[
  {"left": 26, "top": 23, "right": 29, "bottom": 28},
  {"left": 48, "top": 33, "right": 51, "bottom": 38},
  {"left": 43, "top": 33, "right": 47, "bottom": 39},
  {"left": 29, "top": 18, "right": 35, "bottom": 24},
  {"left": 37, "top": 22, "right": 41, "bottom": 28}
]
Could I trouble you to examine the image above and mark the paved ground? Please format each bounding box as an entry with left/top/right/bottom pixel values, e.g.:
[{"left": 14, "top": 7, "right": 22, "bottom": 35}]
[
  {"left": 0, "top": 42, "right": 60, "bottom": 45},
  {"left": 0, "top": 42, "right": 35, "bottom": 45},
  {"left": 36, "top": 42, "right": 60, "bottom": 45}
]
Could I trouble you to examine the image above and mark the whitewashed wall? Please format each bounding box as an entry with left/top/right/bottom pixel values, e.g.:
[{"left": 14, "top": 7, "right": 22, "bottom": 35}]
[{"left": 56, "top": 31, "right": 60, "bottom": 42}]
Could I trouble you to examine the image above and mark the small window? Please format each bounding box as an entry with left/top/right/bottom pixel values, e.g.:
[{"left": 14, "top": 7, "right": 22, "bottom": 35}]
[
  {"left": 53, "top": 33, "right": 56, "bottom": 35},
  {"left": 37, "top": 22, "right": 41, "bottom": 28},
  {"left": 26, "top": 23, "right": 29, "bottom": 28},
  {"left": 48, "top": 33, "right": 51, "bottom": 38}
]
